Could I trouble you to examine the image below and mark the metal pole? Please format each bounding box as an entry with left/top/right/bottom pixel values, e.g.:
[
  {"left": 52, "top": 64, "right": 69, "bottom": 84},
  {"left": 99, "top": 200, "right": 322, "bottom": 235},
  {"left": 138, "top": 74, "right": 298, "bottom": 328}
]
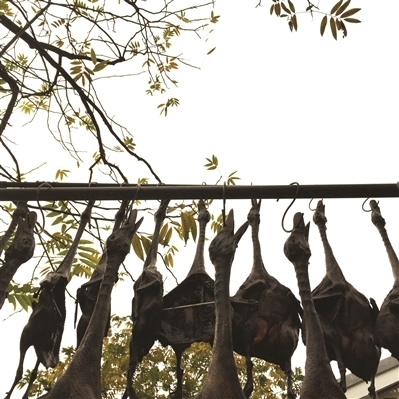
[{"left": 0, "top": 182, "right": 398, "bottom": 201}]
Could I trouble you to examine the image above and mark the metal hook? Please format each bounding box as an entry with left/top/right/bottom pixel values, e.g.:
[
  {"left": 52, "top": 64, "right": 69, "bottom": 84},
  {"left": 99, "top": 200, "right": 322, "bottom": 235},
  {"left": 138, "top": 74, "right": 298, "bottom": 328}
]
[
  {"left": 308, "top": 198, "right": 319, "bottom": 211},
  {"left": 361, "top": 197, "right": 372, "bottom": 213},
  {"left": 222, "top": 182, "right": 226, "bottom": 226},
  {"left": 281, "top": 182, "right": 300, "bottom": 233}
]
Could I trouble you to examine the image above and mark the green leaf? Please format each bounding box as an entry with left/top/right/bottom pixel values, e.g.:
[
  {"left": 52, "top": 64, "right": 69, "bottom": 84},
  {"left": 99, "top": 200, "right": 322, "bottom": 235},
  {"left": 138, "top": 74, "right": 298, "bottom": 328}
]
[
  {"left": 78, "top": 252, "right": 100, "bottom": 263},
  {"left": 335, "top": 0, "right": 351, "bottom": 16},
  {"left": 270, "top": 4, "right": 274, "bottom": 15},
  {"left": 141, "top": 235, "right": 152, "bottom": 255},
  {"left": 46, "top": 211, "right": 60, "bottom": 218},
  {"left": 207, "top": 47, "right": 216, "bottom": 55},
  {"left": 344, "top": 17, "right": 361, "bottom": 23},
  {"left": 20, "top": 101, "right": 35, "bottom": 114},
  {"left": 331, "top": 0, "right": 343, "bottom": 14},
  {"left": 16, "top": 294, "right": 30, "bottom": 311},
  {"left": 330, "top": 17, "right": 337, "bottom": 40},
  {"left": 281, "top": 2, "right": 291, "bottom": 14},
  {"left": 291, "top": 15, "right": 298, "bottom": 31},
  {"left": 164, "top": 227, "right": 173, "bottom": 246},
  {"left": 180, "top": 212, "right": 190, "bottom": 244},
  {"left": 341, "top": 8, "right": 361, "bottom": 18},
  {"left": 93, "top": 60, "right": 108, "bottom": 72},
  {"left": 212, "top": 155, "right": 218, "bottom": 167},
  {"left": 159, "top": 223, "right": 172, "bottom": 246},
  {"left": 52, "top": 215, "right": 64, "bottom": 226},
  {"left": 275, "top": 2, "right": 281, "bottom": 16},
  {"left": 210, "top": 10, "right": 220, "bottom": 23},
  {"left": 79, "top": 239, "right": 96, "bottom": 245},
  {"left": 320, "top": 15, "right": 328, "bottom": 36},
  {"left": 90, "top": 48, "right": 97, "bottom": 64},
  {"left": 204, "top": 154, "right": 218, "bottom": 170},
  {"left": 7, "top": 294, "right": 16, "bottom": 310},
  {"left": 132, "top": 234, "right": 144, "bottom": 261},
  {"left": 78, "top": 245, "right": 99, "bottom": 254},
  {"left": 78, "top": 258, "right": 97, "bottom": 268},
  {"left": 188, "top": 213, "right": 197, "bottom": 242},
  {"left": 288, "top": 0, "right": 295, "bottom": 12}
]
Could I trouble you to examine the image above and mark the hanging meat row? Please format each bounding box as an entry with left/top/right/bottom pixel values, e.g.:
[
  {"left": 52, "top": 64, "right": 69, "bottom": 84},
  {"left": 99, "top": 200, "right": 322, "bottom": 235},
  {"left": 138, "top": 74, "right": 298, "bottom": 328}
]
[{"left": 1, "top": 198, "right": 398, "bottom": 399}]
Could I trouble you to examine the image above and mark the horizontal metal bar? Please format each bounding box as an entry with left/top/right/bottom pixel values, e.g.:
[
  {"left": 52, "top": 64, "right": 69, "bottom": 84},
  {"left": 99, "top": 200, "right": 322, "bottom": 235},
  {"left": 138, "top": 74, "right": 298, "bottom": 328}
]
[{"left": 0, "top": 182, "right": 398, "bottom": 201}]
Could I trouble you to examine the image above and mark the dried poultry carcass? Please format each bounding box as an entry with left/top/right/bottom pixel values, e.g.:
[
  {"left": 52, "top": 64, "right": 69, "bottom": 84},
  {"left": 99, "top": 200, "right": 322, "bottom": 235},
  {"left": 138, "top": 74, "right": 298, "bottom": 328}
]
[
  {"left": 123, "top": 200, "right": 169, "bottom": 399},
  {"left": 75, "top": 200, "right": 129, "bottom": 347},
  {"left": 195, "top": 209, "right": 248, "bottom": 399},
  {"left": 37, "top": 208, "right": 143, "bottom": 399},
  {"left": 231, "top": 200, "right": 302, "bottom": 399},
  {"left": 369, "top": 199, "right": 399, "bottom": 361},
  {"left": 0, "top": 203, "right": 36, "bottom": 309},
  {"left": 5, "top": 201, "right": 93, "bottom": 399},
  {"left": 158, "top": 200, "right": 215, "bottom": 399},
  {"left": 284, "top": 212, "right": 346, "bottom": 399},
  {"left": 310, "top": 200, "right": 380, "bottom": 397}
]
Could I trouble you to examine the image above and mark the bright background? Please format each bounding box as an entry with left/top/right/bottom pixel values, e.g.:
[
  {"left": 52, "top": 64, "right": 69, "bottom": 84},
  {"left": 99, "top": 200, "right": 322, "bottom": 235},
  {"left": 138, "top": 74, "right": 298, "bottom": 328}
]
[{"left": 1, "top": 0, "right": 398, "bottom": 396}]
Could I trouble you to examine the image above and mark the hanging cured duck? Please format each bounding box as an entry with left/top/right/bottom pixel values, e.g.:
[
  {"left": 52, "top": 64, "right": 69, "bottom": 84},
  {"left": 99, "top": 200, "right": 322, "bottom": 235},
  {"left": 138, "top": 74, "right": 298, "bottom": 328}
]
[{"left": 309, "top": 200, "right": 380, "bottom": 397}]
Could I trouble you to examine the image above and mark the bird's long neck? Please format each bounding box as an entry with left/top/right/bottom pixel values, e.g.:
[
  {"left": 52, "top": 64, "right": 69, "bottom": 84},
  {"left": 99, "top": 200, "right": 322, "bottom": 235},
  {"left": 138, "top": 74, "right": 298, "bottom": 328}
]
[
  {"left": 316, "top": 223, "right": 345, "bottom": 281},
  {"left": 68, "top": 249, "right": 126, "bottom": 384},
  {"left": 56, "top": 201, "right": 94, "bottom": 278},
  {"left": 144, "top": 217, "right": 163, "bottom": 270},
  {"left": 250, "top": 220, "right": 269, "bottom": 276},
  {"left": 188, "top": 216, "right": 207, "bottom": 275},
  {"left": 375, "top": 224, "right": 399, "bottom": 282},
  {"left": 208, "top": 256, "right": 235, "bottom": 372},
  {"left": 293, "top": 260, "right": 335, "bottom": 378}
]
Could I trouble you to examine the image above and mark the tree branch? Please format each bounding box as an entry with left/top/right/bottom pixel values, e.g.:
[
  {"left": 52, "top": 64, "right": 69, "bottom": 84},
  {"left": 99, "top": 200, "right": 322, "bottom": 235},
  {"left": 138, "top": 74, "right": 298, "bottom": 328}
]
[{"left": 0, "top": 61, "right": 20, "bottom": 139}]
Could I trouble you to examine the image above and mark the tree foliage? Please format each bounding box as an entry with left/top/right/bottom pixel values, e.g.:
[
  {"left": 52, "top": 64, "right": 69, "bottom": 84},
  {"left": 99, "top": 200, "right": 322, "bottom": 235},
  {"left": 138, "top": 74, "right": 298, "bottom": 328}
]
[
  {"left": 0, "top": 0, "right": 361, "bottom": 185},
  {"left": 268, "top": 0, "right": 361, "bottom": 39},
  {"left": 18, "top": 315, "right": 304, "bottom": 398},
  {"left": 0, "top": 0, "right": 218, "bottom": 184}
]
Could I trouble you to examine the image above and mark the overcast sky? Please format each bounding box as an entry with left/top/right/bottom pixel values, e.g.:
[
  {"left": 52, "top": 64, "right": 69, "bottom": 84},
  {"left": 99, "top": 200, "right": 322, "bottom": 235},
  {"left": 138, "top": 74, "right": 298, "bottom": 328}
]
[{"left": 1, "top": 0, "right": 399, "bottom": 397}]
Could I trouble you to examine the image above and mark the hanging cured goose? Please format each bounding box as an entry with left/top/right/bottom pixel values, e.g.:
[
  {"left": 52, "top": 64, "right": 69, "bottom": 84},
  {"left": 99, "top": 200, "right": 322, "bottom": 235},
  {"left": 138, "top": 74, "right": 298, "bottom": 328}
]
[
  {"left": 231, "top": 199, "right": 302, "bottom": 398},
  {"left": 284, "top": 212, "right": 346, "bottom": 399},
  {"left": 369, "top": 199, "right": 399, "bottom": 361},
  {"left": 123, "top": 200, "right": 169, "bottom": 399},
  {"left": 0, "top": 202, "right": 36, "bottom": 309},
  {"left": 5, "top": 201, "right": 94, "bottom": 399},
  {"left": 75, "top": 200, "right": 130, "bottom": 347},
  {"left": 194, "top": 209, "right": 248, "bottom": 399},
  {"left": 36, "top": 209, "right": 143, "bottom": 399},
  {"left": 157, "top": 200, "right": 215, "bottom": 399},
  {"left": 310, "top": 200, "right": 380, "bottom": 397}
]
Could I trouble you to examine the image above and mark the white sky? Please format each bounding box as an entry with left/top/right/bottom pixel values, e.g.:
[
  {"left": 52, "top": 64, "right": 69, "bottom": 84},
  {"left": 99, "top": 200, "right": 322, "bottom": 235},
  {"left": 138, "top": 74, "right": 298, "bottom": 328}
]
[{"left": 1, "top": 0, "right": 399, "bottom": 397}]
